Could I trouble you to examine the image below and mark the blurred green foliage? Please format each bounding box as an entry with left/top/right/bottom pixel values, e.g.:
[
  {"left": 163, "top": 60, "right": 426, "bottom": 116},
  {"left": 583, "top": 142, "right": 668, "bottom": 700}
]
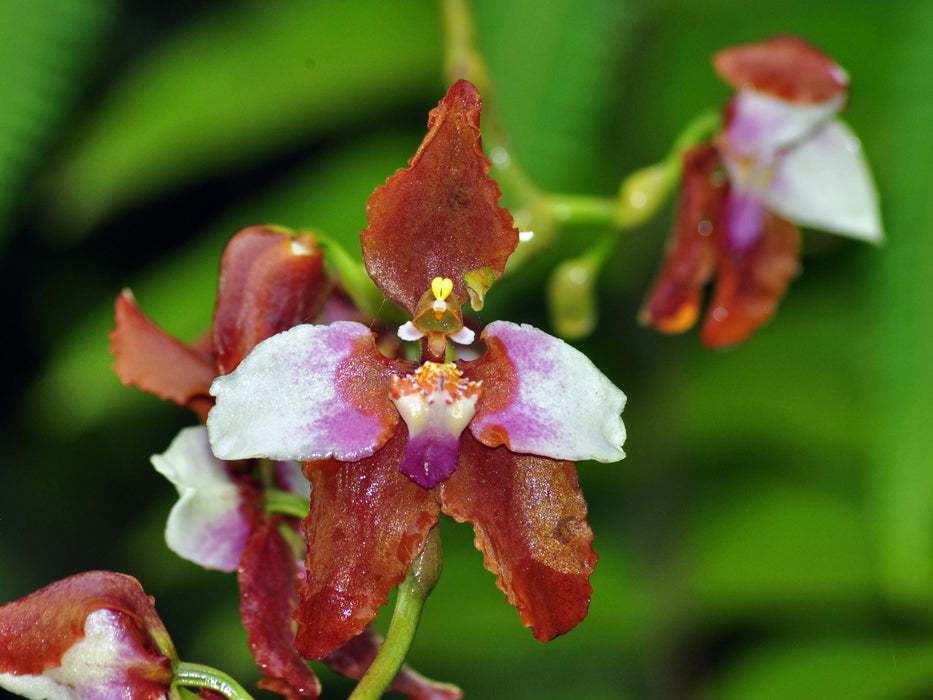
[{"left": 2, "top": 0, "right": 932, "bottom": 698}]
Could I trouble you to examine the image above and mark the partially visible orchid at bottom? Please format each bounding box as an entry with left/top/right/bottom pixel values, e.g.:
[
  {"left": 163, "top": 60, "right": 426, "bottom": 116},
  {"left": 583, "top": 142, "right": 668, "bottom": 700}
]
[
  {"left": 640, "top": 35, "right": 883, "bottom": 347},
  {"left": 207, "top": 79, "right": 627, "bottom": 666},
  {"left": 0, "top": 570, "right": 234, "bottom": 700}
]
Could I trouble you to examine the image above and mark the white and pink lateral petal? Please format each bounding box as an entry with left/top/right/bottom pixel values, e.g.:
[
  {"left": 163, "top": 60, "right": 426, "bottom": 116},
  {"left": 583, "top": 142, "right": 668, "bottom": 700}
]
[
  {"left": 208, "top": 321, "right": 406, "bottom": 463},
  {"left": 466, "top": 321, "right": 626, "bottom": 463},
  {"left": 764, "top": 119, "right": 883, "bottom": 243}
]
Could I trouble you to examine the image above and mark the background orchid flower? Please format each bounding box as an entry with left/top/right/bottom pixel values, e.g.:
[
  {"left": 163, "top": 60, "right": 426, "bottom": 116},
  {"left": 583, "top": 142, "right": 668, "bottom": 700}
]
[
  {"left": 640, "top": 35, "right": 883, "bottom": 346},
  {"left": 207, "top": 79, "right": 627, "bottom": 660},
  {"left": 0, "top": 571, "right": 179, "bottom": 700}
]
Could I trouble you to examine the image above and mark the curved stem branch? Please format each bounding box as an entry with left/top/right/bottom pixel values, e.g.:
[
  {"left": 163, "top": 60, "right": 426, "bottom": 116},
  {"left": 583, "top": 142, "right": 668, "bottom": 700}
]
[
  {"left": 173, "top": 662, "right": 256, "bottom": 700},
  {"left": 264, "top": 488, "right": 310, "bottom": 519}
]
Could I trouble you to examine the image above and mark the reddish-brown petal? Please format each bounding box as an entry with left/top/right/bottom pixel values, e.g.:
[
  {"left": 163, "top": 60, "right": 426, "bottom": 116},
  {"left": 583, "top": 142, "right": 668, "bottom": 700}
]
[
  {"left": 701, "top": 211, "right": 801, "bottom": 347},
  {"left": 639, "top": 145, "right": 726, "bottom": 334},
  {"left": 295, "top": 434, "right": 440, "bottom": 659},
  {"left": 324, "top": 626, "right": 463, "bottom": 700},
  {"left": 213, "top": 225, "right": 331, "bottom": 376},
  {"left": 713, "top": 36, "right": 848, "bottom": 104},
  {"left": 438, "top": 434, "right": 598, "bottom": 642},
  {"left": 238, "top": 519, "right": 322, "bottom": 700},
  {"left": 110, "top": 290, "right": 217, "bottom": 421},
  {"left": 0, "top": 571, "right": 175, "bottom": 685},
  {"left": 361, "top": 80, "right": 519, "bottom": 315}
]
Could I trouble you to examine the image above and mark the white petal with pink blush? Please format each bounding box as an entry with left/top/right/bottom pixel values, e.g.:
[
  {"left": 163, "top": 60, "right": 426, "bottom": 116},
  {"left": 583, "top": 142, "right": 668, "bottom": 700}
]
[
  {"left": 208, "top": 321, "right": 392, "bottom": 462},
  {"left": 0, "top": 610, "right": 170, "bottom": 700},
  {"left": 724, "top": 89, "right": 843, "bottom": 161},
  {"left": 151, "top": 426, "right": 250, "bottom": 572},
  {"left": 764, "top": 120, "right": 883, "bottom": 243},
  {"left": 470, "top": 322, "right": 626, "bottom": 462}
]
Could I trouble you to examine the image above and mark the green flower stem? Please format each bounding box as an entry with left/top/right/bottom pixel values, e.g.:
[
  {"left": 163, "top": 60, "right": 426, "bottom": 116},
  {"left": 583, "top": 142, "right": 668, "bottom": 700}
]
[
  {"left": 546, "top": 193, "right": 621, "bottom": 228},
  {"left": 670, "top": 108, "right": 720, "bottom": 158},
  {"left": 440, "top": 0, "right": 721, "bottom": 271},
  {"left": 173, "top": 662, "right": 256, "bottom": 700},
  {"left": 264, "top": 488, "right": 311, "bottom": 519},
  {"left": 349, "top": 527, "right": 442, "bottom": 700}
]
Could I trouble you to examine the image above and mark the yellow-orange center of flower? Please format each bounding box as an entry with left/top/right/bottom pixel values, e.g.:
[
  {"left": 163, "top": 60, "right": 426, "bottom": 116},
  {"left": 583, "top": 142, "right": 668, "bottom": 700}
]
[{"left": 390, "top": 361, "right": 482, "bottom": 406}]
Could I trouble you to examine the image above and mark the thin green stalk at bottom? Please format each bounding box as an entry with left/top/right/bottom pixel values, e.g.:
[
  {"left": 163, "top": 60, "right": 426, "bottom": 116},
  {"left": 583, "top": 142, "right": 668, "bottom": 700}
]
[
  {"left": 173, "top": 662, "right": 256, "bottom": 700},
  {"left": 349, "top": 527, "right": 442, "bottom": 700}
]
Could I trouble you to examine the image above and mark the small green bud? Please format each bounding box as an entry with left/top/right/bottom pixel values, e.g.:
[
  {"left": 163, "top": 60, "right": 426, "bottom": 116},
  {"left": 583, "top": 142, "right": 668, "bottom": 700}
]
[
  {"left": 615, "top": 162, "right": 677, "bottom": 228},
  {"left": 547, "top": 257, "right": 599, "bottom": 339}
]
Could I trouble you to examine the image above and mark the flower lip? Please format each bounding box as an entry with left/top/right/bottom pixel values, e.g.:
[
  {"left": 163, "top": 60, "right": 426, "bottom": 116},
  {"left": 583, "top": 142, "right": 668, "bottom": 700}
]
[{"left": 390, "top": 362, "right": 483, "bottom": 488}]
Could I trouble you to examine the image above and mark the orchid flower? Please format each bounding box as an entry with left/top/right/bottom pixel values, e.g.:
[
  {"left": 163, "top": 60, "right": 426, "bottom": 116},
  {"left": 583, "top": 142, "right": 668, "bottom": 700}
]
[
  {"left": 111, "top": 226, "right": 461, "bottom": 700},
  {"left": 640, "top": 36, "right": 883, "bottom": 346},
  {"left": 0, "top": 572, "right": 179, "bottom": 700},
  {"left": 207, "top": 79, "right": 627, "bottom": 660}
]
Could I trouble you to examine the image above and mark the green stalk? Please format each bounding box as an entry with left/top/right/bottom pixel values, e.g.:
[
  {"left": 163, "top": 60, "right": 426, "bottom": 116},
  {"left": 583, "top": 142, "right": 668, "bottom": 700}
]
[
  {"left": 348, "top": 527, "right": 442, "bottom": 700},
  {"left": 264, "top": 487, "right": 311, "bottom": 519}
]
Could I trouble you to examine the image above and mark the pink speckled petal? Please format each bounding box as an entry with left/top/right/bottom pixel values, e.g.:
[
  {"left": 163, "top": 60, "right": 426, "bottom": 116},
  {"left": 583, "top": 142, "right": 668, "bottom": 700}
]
[
  {"left": 151, "top": 426, "right": 250, "bottom": 572},
  {"left": 208, "top": 322, "right": 399, "bottom": 463},
  {"left": 468, "top": 322, "right": 625, "bottom": 463}
]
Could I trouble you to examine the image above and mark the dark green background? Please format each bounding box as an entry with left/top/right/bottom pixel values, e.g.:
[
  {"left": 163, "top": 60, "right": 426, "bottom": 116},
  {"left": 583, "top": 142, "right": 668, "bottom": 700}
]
[{"left": 2, "top": 1, "right": 931, "bottom": 698}]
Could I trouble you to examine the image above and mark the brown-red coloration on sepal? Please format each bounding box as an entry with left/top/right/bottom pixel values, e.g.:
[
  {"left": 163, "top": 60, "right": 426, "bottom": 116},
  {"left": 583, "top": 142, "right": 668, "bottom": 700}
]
[
  {"left": 0, "top": 571, "right": 175, "bottom": 693},
  {"left": 240, "top": 513, "right": 462, "bottom": 700},
  {"left": 294, "top": 428, "right": 598, "bottom": 656},
  {"left": 713, "top": 35, "right": 848, "bottom": 104},
  {"left": 701, "top": 210, "right": 800, "bottom": 347},
  {"left": 111, "top": 225, "right": 331, "bottom": 419},
  {"left": 640, "top": 144, "right": 801, "bottom": 347},
  {"left": 639, "top": 145, "right": 725, "bottom": 336},
  {"left": 111, "top": 290, "right": 217, "bottom": 421},
  {"left": 295, "top": 434, "right": 440, "bottom": 660},
  {"left": 213, "top": 225, "right": 330, "bottom": 375},
  {"left": 439, "top": 435, "right": 598, "bottom": 642},
  {"left": 238, "top": 519, "right": 323, "bottom": 700},
  {"left": 361, "top": 79, "right": 519, "bottom": 315}
]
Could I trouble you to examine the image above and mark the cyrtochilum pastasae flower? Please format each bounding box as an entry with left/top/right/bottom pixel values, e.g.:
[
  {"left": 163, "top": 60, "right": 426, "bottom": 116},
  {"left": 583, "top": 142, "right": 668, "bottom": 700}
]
[{"left": 207, "top": 79, "right": 627, "bottom": 662}]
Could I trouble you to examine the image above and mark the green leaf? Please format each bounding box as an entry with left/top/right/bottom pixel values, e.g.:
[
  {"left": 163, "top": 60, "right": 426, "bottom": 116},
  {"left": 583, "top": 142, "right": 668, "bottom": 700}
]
[
  {"left": 0, "top": 0, "right": 115, "bottom": 245},
  {"left": 47, "top": 0, "right": 442, "bottom": 235},
  {"left": 863, "top": 2, "right": 933, "bottom": 608},
  {"left": 682, "top": 481, "right": 874, "bottom": 620}
]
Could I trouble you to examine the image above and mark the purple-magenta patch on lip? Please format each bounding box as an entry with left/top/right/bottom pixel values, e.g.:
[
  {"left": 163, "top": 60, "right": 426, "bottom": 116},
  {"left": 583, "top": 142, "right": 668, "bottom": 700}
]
[{"left": 399, "top": 428, "right": 461, "bottom": 488}]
